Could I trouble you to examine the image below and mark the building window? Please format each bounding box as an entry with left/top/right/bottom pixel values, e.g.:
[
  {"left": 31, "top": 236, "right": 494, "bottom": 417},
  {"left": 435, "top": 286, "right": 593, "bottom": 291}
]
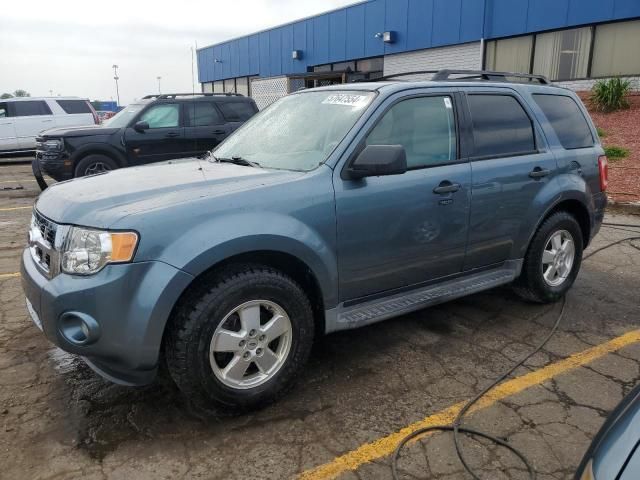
[
  {"left": 533, "top": 27, "right": 592, "bottom": 81},
  {"left": 332, "top": 61, "right": 356, "bottom": 72},
  {"left": 485, "top": 36, "right": 533, "bottom": 74},
  {"left": 356, "top": 57, "right": 384, "bottom": 73},
  {"left": 202, "top": 82, "right": 213, "bottom": 93},
  {"left": 592, "top": 20, "right": 640, "bottom": 77},
  {"left": 213, "top": 81, "right": 224, "bottom": 93},
  {"left": 224, "top": 78, "right": 236, "bottom": 93},
  {"left": 313, "top": 64, "right": 332, "bottom": 73},
  {"left": 236, "top": 77, "right": 249, "bottom": 96}
]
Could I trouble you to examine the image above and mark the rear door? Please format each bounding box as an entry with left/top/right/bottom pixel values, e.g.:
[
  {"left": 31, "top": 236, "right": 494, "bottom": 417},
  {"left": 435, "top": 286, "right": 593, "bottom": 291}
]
[
  {"left": 460, "top": 88, "right": 558, "bottom": 269},
  {"left": 0, "top": 102, "right": 18, "bottom": 151},
  {"left": 183, "top": 101, "right": 228, "bottom": 156},
  {"left": 10, "top": 100, "right": 56, "bottom": 149},
  {"left": 124, "top": 102, "right": 188, "bottom": 164}
]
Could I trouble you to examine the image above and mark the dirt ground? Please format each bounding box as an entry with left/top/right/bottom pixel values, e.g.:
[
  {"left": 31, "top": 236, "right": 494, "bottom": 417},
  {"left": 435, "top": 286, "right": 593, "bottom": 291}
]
[{"left": 1, "top": 161, "right": 639, "bottom": 480}]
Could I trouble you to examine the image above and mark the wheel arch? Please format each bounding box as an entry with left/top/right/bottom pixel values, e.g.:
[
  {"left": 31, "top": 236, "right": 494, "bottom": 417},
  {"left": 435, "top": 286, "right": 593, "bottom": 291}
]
[{"left": 71, "top": 144, "right": 127, "bottom": 170}]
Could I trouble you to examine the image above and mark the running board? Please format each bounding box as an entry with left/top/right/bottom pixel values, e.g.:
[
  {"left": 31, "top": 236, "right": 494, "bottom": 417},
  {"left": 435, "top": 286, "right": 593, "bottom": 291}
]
[{"left": 325, "top": 260, "right": 522, "bottom": 333}]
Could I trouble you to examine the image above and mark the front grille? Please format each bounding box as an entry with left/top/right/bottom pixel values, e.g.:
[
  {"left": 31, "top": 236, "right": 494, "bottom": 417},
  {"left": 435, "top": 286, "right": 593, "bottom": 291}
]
[{"left": 33, "top": 210, "right": 57, "bottom": 245}]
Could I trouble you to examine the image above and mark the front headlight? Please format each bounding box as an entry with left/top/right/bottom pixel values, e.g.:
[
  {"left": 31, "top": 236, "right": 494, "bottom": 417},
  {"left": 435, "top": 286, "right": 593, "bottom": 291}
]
[
  {"left": 61, "top": 227, "right": 138, "bottom": 275},
  {"left": 42, "top": 138, "right": 64, "bottom": 151}
]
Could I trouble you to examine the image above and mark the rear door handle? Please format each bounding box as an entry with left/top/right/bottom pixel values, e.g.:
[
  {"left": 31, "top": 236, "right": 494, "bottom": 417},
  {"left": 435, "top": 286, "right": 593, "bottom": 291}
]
[
  {"left": 433, "top": 181, "right": 461, "bottom": 194},
  {"left": 165, "top": 132, "right": 180, "bottom": 138},
  {"left": 529, "top": 167, "right": 551, "bottom": 178},
  {"left": 211, "top": 129, "right": 225, "bottom": 134}
]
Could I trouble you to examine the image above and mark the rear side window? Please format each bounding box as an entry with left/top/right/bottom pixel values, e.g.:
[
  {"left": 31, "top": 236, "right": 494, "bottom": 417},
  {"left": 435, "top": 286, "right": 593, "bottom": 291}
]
[
  {"left": 467, "top": 94, "right": 536, "bottom": 158},
  {"left": 185, "top": 102, "right": 223, "bottom": 127},
  {"left": 12, "top": 101, "right": 52, "bottom": 117},
  {"left": 532, "top": 94, "right": 594, "bottom": 149},
  {"left": 217, "top": 101, "right": 256, "bottom": 121},
  {"left": 56, "top": 100, "right": 92, "bottom": 114}
]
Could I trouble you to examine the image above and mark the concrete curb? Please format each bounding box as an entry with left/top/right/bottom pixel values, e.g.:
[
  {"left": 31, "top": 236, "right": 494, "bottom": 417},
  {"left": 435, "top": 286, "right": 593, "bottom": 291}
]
[{"left": 607, "top": 199, "right": 640, "bottom": 216}]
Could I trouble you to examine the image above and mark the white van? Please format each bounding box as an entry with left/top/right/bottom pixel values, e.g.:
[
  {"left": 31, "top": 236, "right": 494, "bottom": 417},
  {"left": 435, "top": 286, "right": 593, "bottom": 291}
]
[{"left": 0, "top": 97, "right": 98, "bottom": 153}]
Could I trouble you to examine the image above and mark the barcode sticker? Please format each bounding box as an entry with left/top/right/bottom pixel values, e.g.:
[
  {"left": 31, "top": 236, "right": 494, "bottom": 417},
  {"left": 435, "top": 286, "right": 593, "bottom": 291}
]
[{"left": 444, "top": 97, "right": 452, "bottom": 109}]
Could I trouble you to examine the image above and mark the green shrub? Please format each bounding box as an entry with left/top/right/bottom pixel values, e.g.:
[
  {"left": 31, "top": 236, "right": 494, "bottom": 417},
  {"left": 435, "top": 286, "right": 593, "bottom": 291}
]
[
  {"left": 604, "top": 145, "right": 629, "bottom": 159},
  {"left": 591, "top": 78, "right": 631, "bottom": 112},
  {"left": 596, "top": 127, "right": 607, "bottom": 138}
]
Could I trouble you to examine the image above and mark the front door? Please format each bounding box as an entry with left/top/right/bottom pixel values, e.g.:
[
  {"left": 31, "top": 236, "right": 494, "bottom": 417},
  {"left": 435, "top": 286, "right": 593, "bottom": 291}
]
[
  {"left": 334, "top": 92, "right": 471, "bottom": 302},
  {"left": 124, "top": 102, "right": 188, "bottom": 165},
  {"left": 461, "top": 90, "right": 558, "bottom": 269}
]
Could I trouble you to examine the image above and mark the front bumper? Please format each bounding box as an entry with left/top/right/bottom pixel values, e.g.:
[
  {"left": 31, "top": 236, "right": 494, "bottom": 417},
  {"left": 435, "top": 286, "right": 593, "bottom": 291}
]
[
  {"left": 21, "top": 248, "right": 193, "bottom": 385},
  {"left": 35, "top": 150, "right": 73, "bottom": 181}
]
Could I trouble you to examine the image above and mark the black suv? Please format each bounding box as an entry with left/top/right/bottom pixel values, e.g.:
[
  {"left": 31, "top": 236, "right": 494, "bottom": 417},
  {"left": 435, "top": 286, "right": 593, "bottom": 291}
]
[{"left": 34, "top": 93, "right": 258, "bottom": 181}]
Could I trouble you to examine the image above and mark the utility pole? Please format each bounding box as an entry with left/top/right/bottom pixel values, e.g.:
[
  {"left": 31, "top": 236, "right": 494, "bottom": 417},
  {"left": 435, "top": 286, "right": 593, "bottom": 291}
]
[
  {"left": 157, "top": 76, "right": 162, "bottom": 94},
  {"left": 112, "top": 64, "right": 120, "bottom": 107}
]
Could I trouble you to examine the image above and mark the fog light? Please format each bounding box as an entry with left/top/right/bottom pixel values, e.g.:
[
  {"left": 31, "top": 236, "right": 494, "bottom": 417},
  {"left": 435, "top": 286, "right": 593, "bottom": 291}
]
[{"left": 59, "top": 312, "right": 100, "bottom": 345}]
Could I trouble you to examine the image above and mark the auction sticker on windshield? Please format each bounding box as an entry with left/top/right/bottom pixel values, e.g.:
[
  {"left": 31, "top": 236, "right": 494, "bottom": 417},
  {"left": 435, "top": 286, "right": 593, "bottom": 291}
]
[{"left": 322, "top": 94, "right": 370, "bottom": 107}]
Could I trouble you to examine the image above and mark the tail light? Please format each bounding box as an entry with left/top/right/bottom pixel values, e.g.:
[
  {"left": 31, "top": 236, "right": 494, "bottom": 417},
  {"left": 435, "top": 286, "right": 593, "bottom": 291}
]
[
  {"left": 87, "top": 101, "right": 99, "bottom": 124},
  {"left": 598, "top": 155, "right": 608, "bottom": 192}
]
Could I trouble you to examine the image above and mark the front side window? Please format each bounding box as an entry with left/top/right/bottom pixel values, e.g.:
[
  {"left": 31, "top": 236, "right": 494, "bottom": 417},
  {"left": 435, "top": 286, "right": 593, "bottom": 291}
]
[
  {"left": 185, "top": 102, "right": 222, "bottom": 127},
  {"left": 366, "top": 96, "right": 457, "bottom": 168},
  {"left": 12, "top": 101, "right": 52, "bottom": 117},
  {"left": 139, "top": 104, "right": 180, "bottom": 128},
  {"left": 214, "top": 90, "right": 375, "bottom": 171},
  {"left": 533, "top": 27, "right": 592, "bottom": 81},
  {"left": 467, "top": 94, "right": 536, "bottom": 158},
  {"left": 533, "top": 94, "right": 593, "bottom": 149}
]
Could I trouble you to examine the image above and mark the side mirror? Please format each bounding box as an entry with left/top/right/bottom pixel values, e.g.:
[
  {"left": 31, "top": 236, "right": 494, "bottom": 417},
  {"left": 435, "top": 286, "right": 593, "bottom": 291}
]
[
  {"left": 344, "top": 145, "right": 407, "bottom": 180},
  {"left": 133, "top": 121, "right": 149, "bottom": 133}
]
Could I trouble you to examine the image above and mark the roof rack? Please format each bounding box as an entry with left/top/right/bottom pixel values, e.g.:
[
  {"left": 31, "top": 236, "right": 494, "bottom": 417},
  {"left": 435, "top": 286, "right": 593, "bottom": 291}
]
[
  {"left": 375, "top": 69, "right": 550, "bottom": 85},
  {"left": 142, "top": 92, "right": 244, "bottom": 99}
]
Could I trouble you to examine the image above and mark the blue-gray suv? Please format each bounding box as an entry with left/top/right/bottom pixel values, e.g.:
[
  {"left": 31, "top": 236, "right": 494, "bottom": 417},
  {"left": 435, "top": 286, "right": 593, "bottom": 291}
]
[{"left": 21, "top": 71, "right": 608, "bottom": 412}]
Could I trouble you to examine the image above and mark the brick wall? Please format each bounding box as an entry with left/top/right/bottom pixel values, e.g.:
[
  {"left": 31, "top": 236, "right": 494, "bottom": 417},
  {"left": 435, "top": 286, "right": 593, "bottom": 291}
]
[
  {"left": 554, "top": 77, "right": 640, "bottom": 92},
  {"left": 383, "top": 42, "right": 482, "bottom": 80}
]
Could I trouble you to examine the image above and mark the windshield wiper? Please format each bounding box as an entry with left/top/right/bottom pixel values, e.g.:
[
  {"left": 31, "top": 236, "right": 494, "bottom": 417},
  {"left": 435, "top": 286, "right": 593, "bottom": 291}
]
[{"left": 212, "top": 154, "right": 261, "bottom": 168}]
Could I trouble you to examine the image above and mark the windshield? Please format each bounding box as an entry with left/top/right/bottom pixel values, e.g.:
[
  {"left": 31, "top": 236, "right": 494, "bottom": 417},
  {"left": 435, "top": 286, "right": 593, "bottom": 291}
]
[
  {"left": 103, "top": 104, "right": 146, "bottom": 128},
  {"left": 213, "top": 90, "right": 375, "bottom": 171}
]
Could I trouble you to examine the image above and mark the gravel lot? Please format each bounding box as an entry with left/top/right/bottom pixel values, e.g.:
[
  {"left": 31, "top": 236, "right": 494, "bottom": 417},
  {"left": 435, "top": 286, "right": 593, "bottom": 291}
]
[{"left": 1, "top": 162, "right": 639, "bottom": 480}]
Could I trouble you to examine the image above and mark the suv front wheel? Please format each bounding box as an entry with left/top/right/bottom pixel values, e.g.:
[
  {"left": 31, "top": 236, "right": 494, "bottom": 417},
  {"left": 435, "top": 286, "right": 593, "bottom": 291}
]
[
  {"left": 75, "top": 154, "right": 119, "bottom": 177},
  {"left": 165, "top": 265, "right": 315, "bottom": 414},
  {"left": 513, "top": 211, "right": 584, "bottom": 303}
]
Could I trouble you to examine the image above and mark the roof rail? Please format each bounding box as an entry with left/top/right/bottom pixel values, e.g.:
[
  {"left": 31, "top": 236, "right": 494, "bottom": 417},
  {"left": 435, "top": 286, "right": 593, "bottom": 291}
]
[
  {"left": 374, "top": 69, "right": 550, "bottom": 84},
  {"left": 141, "top": 92, "right": 244, "bottom": 99}
]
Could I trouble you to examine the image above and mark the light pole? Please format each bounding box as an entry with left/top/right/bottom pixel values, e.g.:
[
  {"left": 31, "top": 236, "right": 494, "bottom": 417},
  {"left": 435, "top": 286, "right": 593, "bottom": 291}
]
[
  {"left": 157, "top": 76, "right": 162, "bottom": 94},
  {"left": 112, "top": 64, "right": 120, "bottom": 107}
]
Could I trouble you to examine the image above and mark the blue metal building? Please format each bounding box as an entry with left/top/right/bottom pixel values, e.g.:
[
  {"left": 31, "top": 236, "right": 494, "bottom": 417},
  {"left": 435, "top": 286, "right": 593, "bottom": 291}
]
[{"left": 198, "top": 0, "right": 640, "bottom": 108}]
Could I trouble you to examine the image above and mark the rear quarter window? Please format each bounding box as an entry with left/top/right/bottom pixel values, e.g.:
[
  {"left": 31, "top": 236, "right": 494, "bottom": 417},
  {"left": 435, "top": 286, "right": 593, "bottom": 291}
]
[
  {"left": 56, "top": 100, "right": 92, "bottom": 114},
  {"left": 532, "top": 94, "right": 594, "bottom": 149},
  {"left": 217, "top": 101, "right": 257, "bottom": 121}
]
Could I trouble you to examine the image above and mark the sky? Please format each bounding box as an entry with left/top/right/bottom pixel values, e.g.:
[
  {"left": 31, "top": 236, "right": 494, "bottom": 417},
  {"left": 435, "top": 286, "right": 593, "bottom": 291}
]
[{"left": 0, "top": 0, "right": 356, "bottom": 105}]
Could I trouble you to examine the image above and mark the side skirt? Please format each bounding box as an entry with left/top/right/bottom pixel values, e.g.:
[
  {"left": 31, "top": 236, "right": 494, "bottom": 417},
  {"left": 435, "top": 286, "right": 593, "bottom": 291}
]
[{"left": 325, "top": 259, "right": 522, "bottom": 333}]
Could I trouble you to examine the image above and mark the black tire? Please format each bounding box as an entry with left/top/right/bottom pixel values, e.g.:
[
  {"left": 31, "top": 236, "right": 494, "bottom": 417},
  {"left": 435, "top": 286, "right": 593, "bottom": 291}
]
[
  {"left": 165, "top": 264, "right": 315, "bottom": 415},
  {"left": 74, "top": 154, "right": 118, "bottom": 177},
  {"left": 513, "top": 211, "right": 584, "bottom": 303}
]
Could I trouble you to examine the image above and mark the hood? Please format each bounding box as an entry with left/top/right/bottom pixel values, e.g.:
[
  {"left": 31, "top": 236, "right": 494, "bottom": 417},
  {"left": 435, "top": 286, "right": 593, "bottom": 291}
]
[
  {"left": 36, "top": 158, "right": 304, "bottom": 228},
  {"left": 40, "top": 125, "right": 120, "bottom": 138}
]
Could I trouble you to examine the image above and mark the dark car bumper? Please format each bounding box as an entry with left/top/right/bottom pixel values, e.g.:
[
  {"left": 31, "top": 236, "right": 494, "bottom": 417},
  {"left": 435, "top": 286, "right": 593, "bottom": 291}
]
[
  {"left": 35, "top": 150, "right": 74, "bottom": 181},
  {"left": 590, "top": 191, "right": 607, "bottom": 243},
  {"left": 21, "top": 248, "right": 193, "bottom": 386}
]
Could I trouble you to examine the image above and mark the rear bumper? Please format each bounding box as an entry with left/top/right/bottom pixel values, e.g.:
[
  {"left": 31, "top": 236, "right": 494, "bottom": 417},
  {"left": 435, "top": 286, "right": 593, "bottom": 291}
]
[
  {"left": 21, "top": 248, "right": 193, "bottom": 386},
  {"left": 590, "top": 191, "right": 607, "bottom": 244}
]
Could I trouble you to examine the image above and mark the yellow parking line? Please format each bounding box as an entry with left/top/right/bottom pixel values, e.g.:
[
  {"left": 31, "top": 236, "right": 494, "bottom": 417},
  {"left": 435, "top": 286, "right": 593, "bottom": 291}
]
[
  {"left": 0, "top": 272, "right": 20, "bottom": 279},
  {"left": 299, "top": 329, "right": 640, "bottom": 480},
  {"left": 0, "top": 206, "right": 32, "bottom": 212}
]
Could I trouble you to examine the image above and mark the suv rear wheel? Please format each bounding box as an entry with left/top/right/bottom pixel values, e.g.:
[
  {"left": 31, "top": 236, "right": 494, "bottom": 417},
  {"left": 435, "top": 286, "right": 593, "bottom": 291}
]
[
  {"left": 513, "top": 211, "right": 584, "bottom": 303},
  {"left": 75, "top": 154, "right": 118, "bottom": 177},
  {"left": 165, "top": 265, "right": 314, "bottom": 414}
]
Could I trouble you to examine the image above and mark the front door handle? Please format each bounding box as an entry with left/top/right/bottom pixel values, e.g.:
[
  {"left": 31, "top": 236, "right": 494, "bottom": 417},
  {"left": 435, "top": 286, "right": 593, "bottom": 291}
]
[
  {"left": 529, "top": 167, "right": 551, "bottom": 178},
  {"left": 433, "top": 181, "right": 461, "bottom": 194},
  {"left": 212, "top": 129, "right": 225, "bottom": 134},
  {"left": 165, "top": 132, "right": 180, "bottom": 138}
]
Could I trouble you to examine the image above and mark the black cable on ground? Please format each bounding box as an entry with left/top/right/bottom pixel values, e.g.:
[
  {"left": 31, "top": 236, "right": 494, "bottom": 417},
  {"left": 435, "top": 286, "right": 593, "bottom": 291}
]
[{"left": 391, "top": 232, "right": 640, "bottom": 480}]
